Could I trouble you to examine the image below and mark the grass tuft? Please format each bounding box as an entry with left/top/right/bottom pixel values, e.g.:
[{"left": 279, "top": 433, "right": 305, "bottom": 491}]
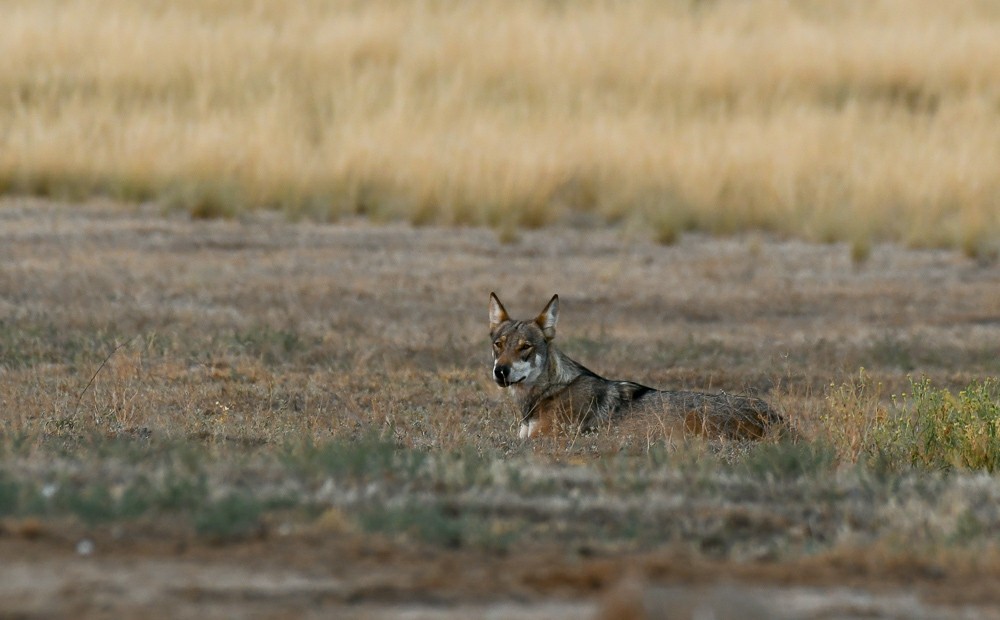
[{"left": 821, "top": 369, "right": 889, "bottom": 465}]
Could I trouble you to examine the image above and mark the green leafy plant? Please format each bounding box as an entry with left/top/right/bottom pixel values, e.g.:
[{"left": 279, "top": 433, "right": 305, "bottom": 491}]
[
  {"left": 897, "top": 377, "right": 1000, "bottom": 471},
  {"left": 825, "top": 373, "right": 1000, "bottom": 472}
]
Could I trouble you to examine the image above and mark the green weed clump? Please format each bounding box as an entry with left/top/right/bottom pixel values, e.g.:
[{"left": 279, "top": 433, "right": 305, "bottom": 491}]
[
  {"left": 895, "top": 377, "right": 1000, "bottom": 472},
  {"left": 824, "top": 372, "right": 1000, "bottom": 472}
]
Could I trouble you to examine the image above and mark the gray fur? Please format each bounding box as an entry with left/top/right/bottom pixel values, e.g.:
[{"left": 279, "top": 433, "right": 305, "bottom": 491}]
[{"left": 489, "top": 293, "right": 784, "bottom": 440}]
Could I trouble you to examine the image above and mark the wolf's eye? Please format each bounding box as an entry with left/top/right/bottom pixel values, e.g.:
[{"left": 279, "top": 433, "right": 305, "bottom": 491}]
[
  {"left": 492, "top": 341, "right": 501, "bottom": 351},
  {"left": 518, "top": 343, "right": 533, "bottom": 353}
]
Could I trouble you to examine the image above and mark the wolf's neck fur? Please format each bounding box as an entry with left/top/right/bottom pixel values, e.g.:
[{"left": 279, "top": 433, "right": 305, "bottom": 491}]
[{"left": 513, "top": 344, "right": 595, "bottom": 420}]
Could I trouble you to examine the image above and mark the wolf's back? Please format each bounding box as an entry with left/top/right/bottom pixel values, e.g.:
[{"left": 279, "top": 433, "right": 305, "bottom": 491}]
[{"left": 624, "top": 386, "right": 782, "bottom": 440}]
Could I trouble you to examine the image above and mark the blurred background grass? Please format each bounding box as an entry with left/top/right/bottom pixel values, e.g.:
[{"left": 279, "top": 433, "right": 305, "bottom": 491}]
[{"left": 2, "top": 0, "right": 999, "bottom": 254}]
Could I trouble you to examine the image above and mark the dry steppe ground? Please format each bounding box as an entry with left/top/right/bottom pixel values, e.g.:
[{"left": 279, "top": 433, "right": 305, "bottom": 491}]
[{"left": 2, "top": 198, "right": 1000, "bottom": 618}]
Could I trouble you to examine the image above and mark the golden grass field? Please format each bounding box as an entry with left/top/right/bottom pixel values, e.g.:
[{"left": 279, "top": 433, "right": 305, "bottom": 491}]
[
  {"left": 3, "top": 198, "right": 1000, "bottom": 617},
  {"left": 3, "top": 0, "right": 1000, "bottom": 254}
]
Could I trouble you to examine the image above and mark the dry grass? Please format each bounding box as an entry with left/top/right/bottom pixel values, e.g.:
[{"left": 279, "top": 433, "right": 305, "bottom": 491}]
[
  {"left": 2, "top": 198, "right": 999, "bottom": 450},
  {"left": 2, "top": 1, "right": 1000, "bottom": 252}
]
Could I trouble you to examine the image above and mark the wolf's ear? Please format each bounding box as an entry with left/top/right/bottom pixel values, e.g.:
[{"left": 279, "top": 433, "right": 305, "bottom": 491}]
[
  {"left": 535, "top": 294, "right": 559, "bottom": 340},
  {"left": 489, "top": 292, "right": 509, "bottom": 334}
]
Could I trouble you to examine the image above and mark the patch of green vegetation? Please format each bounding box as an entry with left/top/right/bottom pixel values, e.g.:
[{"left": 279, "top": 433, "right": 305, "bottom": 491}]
[
  {"left": 283, "top": 433, "right": 412, "bottom": 480},
  {"left": 359, "top": 500, "right": 516, "bottom": 551},
  {"left": 645, "top": 439, "right": 724, "bottom": 487},
  {"left": 0, "top": 435, "right": 221, "bottom": 527},
  {"left": 826, "top": 372, "right": 1000, "bottom": 472},
  {"left": 893, "top": 377, "right": 1000, "bottom": 471},
  {"left": 740, "top": 440, "right": 837, "bottom": 481},
  {"left": 59, "top": 483, "right": 119, "bottom": 525},
  {"left": 0, "top": 319, "right": 113, "bottom": 369},
  {"left": 360, "top": 501, "right": 464, "bottom": 548},
  {"left": 8, "top": 170, "right": 95, "bottom": 203},
  {"left": 959, "top": 227, "right": 1000, "bottom": 264},
  {"left": 92, "top": 434, "right": 156, "bottom": 461},
  {"left": 2, "top": 436, "right": 272, "bottom": 540},
  {"left": 0, "top": 474, "right": 22, "bottom": 516},
  {"left": 155, "top": 470, "right": 210, "bottom": 512},
  {"left": 429, "top": 446, "right": 495, "bottom": 490},
  {"left": 117, "top": 478, "right": 155, "bottom": 518},
  {"left": 27, "top": 468, "right": 209, "bottom": 526},
  {"left": 194, "top": 492, "right": 264, "bottom": 541}
]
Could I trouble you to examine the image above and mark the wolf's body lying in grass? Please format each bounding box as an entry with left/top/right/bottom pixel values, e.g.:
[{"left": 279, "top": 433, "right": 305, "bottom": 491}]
[{"left": 489, "top": 293, "right": 783, "bottom": 440}]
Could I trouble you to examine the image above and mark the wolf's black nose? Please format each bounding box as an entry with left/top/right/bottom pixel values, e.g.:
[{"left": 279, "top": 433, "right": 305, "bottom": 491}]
[{"left": 493, "top": 365, "right": 509, "bottom": 385}]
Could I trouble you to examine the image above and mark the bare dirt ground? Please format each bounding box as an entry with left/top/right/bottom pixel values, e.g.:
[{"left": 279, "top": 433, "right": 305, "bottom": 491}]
[{"left": 2, "top": 198, "right": 1000, "bottom": 618}]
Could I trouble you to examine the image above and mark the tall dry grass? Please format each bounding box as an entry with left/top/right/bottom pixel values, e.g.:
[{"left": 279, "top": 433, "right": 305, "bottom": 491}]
[{"left": 2, "top": 0, "right": 1000, "bottom": 250}]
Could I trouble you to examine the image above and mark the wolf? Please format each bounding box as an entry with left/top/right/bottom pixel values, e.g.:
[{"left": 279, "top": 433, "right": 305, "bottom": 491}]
[{"left": 489, "top": 292, "right": 783, "bottom": 440}]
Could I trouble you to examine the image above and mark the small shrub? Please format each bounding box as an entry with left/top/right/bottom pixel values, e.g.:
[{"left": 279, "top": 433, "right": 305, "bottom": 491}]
[
  {"left": 898, "top": 377, "right": 1000, "bottom": 471},
  {"left": 826, "top": 373, "right": 1000, "bottom": 472}
]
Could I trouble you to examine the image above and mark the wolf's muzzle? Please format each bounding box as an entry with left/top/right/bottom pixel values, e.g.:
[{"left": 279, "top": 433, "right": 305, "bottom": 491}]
[
  {"left": 494, "top": 364, "right": 526, "bottom": 387},
  {"left": 493, "top": 364, "right": 511, "bottom": 386}
]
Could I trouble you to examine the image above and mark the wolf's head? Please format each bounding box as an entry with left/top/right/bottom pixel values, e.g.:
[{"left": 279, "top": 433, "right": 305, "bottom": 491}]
[{"left": 488, "top": 292, "right": 558, "bottom": 388}]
